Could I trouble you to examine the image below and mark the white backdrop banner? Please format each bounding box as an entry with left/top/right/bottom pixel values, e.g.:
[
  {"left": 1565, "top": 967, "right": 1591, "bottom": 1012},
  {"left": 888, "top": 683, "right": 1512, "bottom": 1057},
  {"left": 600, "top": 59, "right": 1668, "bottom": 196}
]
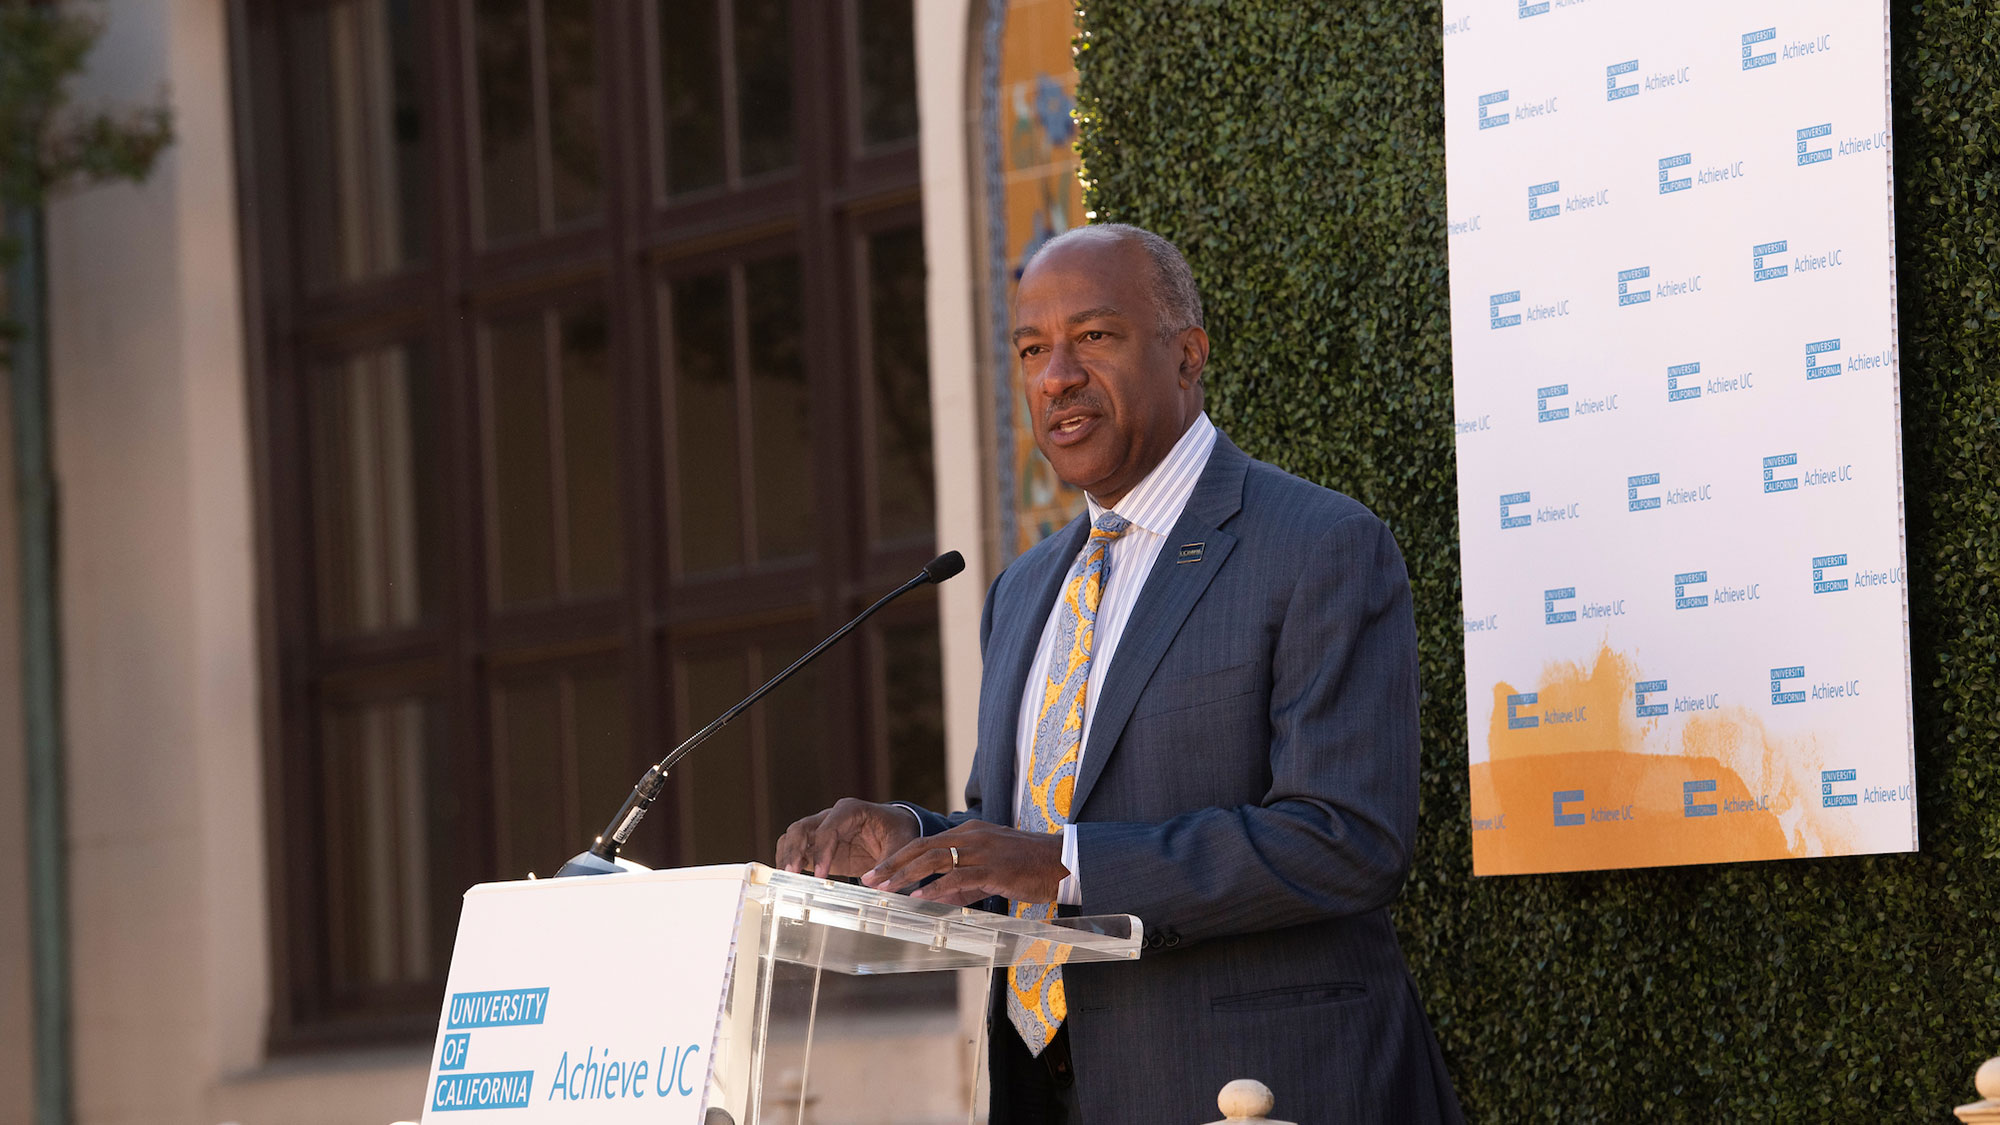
[{"left": 1443, "top": 0, "right": 1914, "bottom": 874}]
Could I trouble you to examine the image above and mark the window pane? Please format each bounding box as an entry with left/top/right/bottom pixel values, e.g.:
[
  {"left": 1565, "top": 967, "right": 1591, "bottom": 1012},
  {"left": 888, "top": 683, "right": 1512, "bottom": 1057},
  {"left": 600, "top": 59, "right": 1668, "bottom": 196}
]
[
  {"left": 294, "top": 0, "right": 428, "bottom": 288},
  {"left": 472, "top": 0, "right": 537, "bottom": 241},
  {"left": 310, "top": 342, "right": 436, "bottom": 636},
  {"left": 543, "top": 0, "right": 603, "bottom": 223},
  {"left": 492, "top": 676, "right": 563, "bottom": 879},
  {"left": 493, "top": 667, "right": 631, "bottom": 878},
  {"left": 735, "top": 0, "right": 795, "bottom": 178},
  {"left": 745, "top": 256, "right": 813, "bottom": 561},
  {"left": 485, "top": 313, "right": 557, "bottom": 605},
  {"left": 864, "top": 227, "right": 934, "bottom": 544},
  {"left": 659, "top": 0, "right": 725, "bottom": 195},
  {"left": 558, "top": 307, "right": 623, "bottom": 595},
  {"left": 854, "top": 0, "right": 918, "bottom": 148},
  {"left": 571, "top": 669, "right": 634, "bottom": 852},
  {"left": 486, "top": 306, "right": 623, "bottom": 606},
  {"left": 668, "top": 271, "right": 744, "bottom": 575},
  {"left": 881, "top": 619, "right": 945, "bottom": 811},
  {"left": 762, "top": 636, "right": 832, "bottom": 853},
  {"left": 680, "top": 651, "right": 758, "bottom": 863},
  {"left": 320, "top": 696, "right": 442, "bottom": 996}
]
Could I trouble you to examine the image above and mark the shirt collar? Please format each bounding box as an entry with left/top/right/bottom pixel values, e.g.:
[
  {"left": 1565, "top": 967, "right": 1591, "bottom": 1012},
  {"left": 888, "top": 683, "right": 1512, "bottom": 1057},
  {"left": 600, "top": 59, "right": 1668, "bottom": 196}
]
[{"left": 1086, "top": 412, "right": 1218, "bottom": 536}]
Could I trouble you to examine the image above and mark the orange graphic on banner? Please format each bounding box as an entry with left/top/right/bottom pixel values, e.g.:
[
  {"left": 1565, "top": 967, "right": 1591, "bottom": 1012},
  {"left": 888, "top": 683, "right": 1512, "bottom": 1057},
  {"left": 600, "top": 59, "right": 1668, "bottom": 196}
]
[{"left": 1470, "top": 644, "right": 1853, "bottom": 875}]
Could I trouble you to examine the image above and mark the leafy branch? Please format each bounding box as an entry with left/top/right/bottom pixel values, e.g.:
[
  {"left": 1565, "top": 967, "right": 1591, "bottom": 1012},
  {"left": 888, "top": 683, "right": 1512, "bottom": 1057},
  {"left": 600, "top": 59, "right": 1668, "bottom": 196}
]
[{"left": 0, "top": 0, "right": 175, "bottom": 339}]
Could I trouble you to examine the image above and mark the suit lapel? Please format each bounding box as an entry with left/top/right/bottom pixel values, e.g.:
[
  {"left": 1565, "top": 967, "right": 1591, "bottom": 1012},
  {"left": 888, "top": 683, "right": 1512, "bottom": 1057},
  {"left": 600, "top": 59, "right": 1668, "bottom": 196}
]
[
  {"left": 979, "top": 515, "right": 1089, "bottom": 825},
  {"left": 1071, "top": 436, "right": 1250, "bottom": 816}
]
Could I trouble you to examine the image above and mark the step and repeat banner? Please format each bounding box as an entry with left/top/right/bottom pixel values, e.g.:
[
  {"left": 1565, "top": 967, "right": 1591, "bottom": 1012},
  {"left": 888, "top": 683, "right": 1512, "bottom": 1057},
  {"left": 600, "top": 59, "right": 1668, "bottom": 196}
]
[{"left": 1443, "top": 0, "right": 1914, "bottom": 874}]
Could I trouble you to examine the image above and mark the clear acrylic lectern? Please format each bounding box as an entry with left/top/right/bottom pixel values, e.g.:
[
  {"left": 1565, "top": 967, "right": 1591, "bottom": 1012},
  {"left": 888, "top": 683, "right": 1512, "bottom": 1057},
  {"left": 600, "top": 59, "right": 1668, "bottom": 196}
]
[{"left": 711, "top": 864, "right": 1140, "bottom": 1124}]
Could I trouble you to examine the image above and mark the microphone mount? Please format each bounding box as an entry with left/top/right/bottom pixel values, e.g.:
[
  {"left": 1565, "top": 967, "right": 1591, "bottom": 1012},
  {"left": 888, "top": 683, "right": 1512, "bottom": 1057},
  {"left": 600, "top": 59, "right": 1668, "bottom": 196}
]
[{"left": 555, "top": 550, "right": 965, "bottom": 877}]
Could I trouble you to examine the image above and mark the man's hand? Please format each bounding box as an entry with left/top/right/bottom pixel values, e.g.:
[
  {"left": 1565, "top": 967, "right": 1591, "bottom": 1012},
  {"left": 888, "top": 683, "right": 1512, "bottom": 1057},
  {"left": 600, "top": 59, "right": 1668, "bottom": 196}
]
[
  {"left": 862, "top": 822, "right": 1069, "bottom": 907},
  {"left": 777, "top": 798, "right": 919, "bottom": 879}
]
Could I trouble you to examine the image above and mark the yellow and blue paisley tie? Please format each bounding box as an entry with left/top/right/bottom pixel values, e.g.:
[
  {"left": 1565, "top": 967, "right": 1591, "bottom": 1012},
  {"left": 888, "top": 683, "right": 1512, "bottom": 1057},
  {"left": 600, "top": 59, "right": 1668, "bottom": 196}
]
[{"left": 1008, "top": 512, "right": 1130, "bottom": 1056}]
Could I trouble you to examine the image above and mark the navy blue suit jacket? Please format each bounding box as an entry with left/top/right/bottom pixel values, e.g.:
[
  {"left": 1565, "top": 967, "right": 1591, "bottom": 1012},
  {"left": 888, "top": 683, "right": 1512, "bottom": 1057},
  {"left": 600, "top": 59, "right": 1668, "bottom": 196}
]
[{"left": 913, "top": 434, "right": 1460, "bottom": 1122}]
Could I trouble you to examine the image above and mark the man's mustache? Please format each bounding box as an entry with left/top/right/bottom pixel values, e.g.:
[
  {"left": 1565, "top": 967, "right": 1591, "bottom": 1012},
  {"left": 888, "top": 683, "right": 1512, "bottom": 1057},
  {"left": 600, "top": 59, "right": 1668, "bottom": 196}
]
[{"left": 1043, "top": 391, "right": 1106, "bottom": 422}]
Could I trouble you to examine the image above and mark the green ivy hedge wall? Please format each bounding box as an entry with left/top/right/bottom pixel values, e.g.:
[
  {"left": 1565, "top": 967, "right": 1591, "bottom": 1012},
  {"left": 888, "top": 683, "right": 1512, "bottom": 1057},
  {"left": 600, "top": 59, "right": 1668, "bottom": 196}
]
[{"left": 1071, "top": 2, "right": 2000, "bottom": 1118}]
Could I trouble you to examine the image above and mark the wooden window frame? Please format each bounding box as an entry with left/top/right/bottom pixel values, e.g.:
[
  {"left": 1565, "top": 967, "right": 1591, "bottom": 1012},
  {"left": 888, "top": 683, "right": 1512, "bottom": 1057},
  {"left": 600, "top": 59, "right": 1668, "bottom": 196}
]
[{"left": 234, "top": 0, "right": 939, "bottom": 1050}]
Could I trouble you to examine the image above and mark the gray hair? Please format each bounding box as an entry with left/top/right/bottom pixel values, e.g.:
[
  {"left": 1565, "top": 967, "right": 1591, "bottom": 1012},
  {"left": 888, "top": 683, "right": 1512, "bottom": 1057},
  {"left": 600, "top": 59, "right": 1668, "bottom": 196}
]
[{"left": 1031, "top": 223, "right": 1205, "bottom": 339}]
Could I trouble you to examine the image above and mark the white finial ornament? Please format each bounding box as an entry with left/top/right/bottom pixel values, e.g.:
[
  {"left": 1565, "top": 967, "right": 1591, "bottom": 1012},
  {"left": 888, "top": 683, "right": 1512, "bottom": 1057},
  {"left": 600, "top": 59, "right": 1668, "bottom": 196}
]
[
  {"left": 1200, "top": 1078, "right": 1297, "bottom": 1125},
  {"left": 1956, "top": 1056, "right": 2000, "bottom": 1123}
]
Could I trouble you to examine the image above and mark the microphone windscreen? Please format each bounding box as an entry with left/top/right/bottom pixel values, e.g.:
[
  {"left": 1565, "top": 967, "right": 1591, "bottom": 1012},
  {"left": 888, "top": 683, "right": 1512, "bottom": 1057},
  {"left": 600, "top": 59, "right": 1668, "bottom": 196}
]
[{"left": 922, "top": 551, "right": 966, "bottom": 584}]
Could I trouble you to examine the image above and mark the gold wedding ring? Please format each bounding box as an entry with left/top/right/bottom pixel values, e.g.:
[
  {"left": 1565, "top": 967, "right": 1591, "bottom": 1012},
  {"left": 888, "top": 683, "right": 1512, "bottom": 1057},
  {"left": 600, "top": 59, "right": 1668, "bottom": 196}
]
[{"left": 949, "top": 846, "right": 961, "bottom": 869}]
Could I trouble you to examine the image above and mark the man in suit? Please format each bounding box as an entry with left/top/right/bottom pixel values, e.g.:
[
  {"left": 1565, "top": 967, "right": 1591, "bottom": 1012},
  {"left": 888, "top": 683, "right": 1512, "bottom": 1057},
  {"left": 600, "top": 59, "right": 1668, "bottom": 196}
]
[{"left": 777, "top": 224, "right": 1460, "bottom": 1123}]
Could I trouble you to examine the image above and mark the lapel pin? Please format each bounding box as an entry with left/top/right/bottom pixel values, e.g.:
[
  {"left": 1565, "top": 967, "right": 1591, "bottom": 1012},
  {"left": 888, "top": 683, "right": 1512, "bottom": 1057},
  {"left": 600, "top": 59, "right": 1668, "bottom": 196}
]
[{"left": 1176, "top": 542, "right": 1205, "bottom": 565}]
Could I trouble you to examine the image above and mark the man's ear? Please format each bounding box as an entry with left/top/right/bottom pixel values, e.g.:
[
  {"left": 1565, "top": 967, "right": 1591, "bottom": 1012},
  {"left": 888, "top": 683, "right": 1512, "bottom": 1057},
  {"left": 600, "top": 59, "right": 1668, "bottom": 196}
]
[{"left": 1177, "top": 326, "right": 1211, "bottom": 388}]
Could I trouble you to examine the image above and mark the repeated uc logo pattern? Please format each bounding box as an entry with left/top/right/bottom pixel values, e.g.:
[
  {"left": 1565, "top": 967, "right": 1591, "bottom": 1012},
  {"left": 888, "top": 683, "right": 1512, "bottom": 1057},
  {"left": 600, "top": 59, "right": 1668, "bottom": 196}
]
[{"left": 1443, "top": 0, "right": 1914, "bottom": 873}]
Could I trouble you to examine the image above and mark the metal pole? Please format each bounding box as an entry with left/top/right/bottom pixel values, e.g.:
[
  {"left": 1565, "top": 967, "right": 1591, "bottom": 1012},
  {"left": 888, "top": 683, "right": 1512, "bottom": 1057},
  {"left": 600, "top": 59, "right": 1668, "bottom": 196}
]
[{"left": 6, "top": 197, "right": 73, "bottom": 1125}]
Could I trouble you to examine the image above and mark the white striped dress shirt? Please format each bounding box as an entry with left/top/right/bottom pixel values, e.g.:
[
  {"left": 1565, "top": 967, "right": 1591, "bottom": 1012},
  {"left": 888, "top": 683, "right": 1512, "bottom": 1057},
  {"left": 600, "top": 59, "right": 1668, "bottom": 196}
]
[{"left": 1016, "top": 412, "right": 1218, "bottom": 904}]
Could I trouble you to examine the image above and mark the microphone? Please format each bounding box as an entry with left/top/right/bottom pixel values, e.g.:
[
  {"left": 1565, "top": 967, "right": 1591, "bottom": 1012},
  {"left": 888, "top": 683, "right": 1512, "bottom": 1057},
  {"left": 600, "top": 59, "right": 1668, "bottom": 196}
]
[
  {"left": 554, "top": 551, "right": 966, "bottom": 877},
  {"left": 923, "top": 551, "right": 965, "bottom": 583}
]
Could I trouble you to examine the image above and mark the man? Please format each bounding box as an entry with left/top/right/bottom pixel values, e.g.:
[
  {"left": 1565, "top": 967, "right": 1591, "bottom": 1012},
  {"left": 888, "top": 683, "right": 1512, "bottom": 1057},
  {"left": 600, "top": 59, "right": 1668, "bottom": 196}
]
[{"left": 777, "top": 224, "right": 1460, "bottom": 1123}]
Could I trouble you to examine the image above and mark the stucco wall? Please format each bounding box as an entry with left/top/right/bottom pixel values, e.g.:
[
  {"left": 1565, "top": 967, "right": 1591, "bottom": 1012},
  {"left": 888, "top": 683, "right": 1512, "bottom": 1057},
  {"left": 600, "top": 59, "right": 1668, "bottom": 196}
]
[{"left": 43, "top": 0, "right": 270, "bottom": 1120}]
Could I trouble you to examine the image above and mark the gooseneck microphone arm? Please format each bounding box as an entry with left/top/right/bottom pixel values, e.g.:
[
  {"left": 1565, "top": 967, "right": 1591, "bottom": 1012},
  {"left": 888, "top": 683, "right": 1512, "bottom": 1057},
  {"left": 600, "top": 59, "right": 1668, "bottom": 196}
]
[{"left": 555, "top": 550, "right": 965, "bottom": 877}]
